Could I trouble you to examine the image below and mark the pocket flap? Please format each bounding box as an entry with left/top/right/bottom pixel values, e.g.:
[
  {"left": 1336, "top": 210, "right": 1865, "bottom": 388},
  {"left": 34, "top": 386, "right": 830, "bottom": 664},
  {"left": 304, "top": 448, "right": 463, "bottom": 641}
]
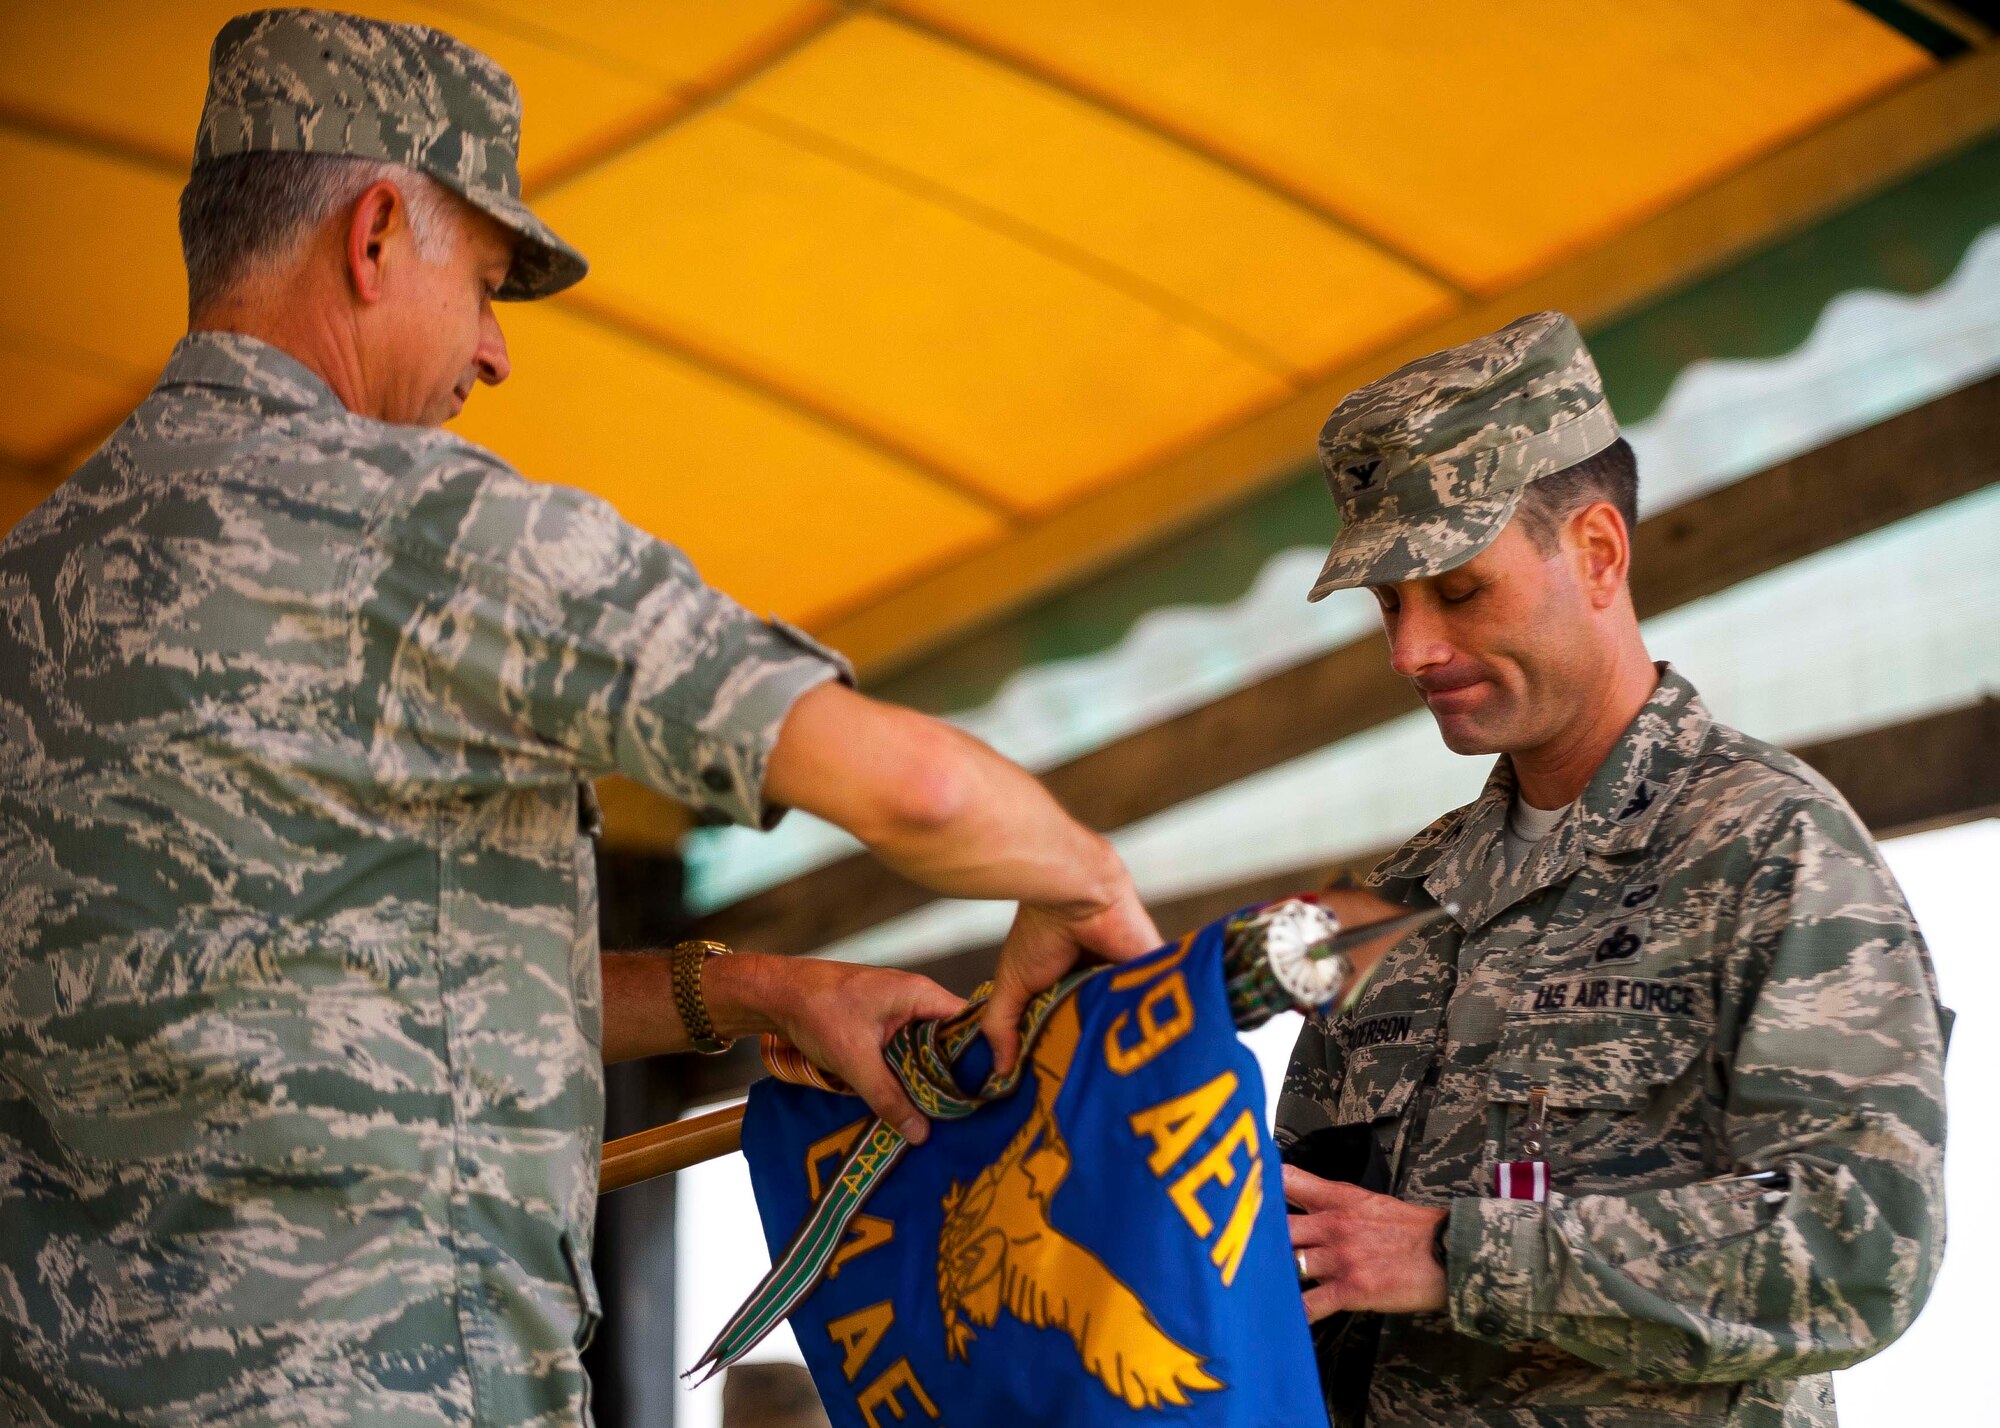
[
  {"left": 1491, "top": 980, "right": 1709, "bottom": 1110},
  {"left": 1335, "top": 1039, "right": 1435, "bottom": 1126}
]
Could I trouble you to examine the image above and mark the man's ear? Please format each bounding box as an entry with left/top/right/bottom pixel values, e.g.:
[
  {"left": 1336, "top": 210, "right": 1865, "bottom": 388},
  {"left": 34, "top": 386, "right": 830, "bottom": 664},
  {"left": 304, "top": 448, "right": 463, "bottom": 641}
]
[
  {"left": 1566, "top": 500, "right": 1630, "bottom": 609},
  {"left": 344, "top": 180, "right": 405, "bottom": 304}
]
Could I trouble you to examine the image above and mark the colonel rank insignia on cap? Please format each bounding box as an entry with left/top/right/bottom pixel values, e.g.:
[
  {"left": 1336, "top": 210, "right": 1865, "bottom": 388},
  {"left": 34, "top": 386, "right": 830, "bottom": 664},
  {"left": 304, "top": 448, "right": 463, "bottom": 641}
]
[{"left": 1308, "top": 310, "right": 1619, "bottom": 599}]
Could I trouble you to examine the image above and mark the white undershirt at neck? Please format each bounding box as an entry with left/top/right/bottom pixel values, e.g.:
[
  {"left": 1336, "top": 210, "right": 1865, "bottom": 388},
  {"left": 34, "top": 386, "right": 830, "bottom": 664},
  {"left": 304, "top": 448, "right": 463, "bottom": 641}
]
[{"left": 1503, "top": 795, "right": 1571, "bottom": 874}]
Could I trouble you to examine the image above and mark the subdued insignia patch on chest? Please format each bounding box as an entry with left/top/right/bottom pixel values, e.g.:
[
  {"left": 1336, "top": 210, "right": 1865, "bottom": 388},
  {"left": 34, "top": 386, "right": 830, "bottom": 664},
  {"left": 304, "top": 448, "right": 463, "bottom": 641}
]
[
  {"left": 1524, "top": 975, "right": 1701, "bottom": 1017},
  {"left": 1592, "top": 922, "right": 1645, "bottom": 964}
]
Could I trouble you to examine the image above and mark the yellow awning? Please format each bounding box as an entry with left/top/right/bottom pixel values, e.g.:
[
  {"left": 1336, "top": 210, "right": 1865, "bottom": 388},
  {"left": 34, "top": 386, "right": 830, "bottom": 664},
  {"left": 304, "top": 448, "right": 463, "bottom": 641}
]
[{"left": 0, "top": 2, "right": 1954, "bottom": 658}]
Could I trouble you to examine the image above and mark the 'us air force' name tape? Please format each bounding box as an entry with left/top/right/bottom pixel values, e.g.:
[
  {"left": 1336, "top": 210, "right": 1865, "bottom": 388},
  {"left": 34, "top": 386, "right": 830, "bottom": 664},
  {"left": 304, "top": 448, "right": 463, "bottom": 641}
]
[
  {"left": 1350, "top": 967, "right": 1699, "bottom": 1053},
  {"left": 1529, "top": 975, "right": 1698, "bottom": 1016}
]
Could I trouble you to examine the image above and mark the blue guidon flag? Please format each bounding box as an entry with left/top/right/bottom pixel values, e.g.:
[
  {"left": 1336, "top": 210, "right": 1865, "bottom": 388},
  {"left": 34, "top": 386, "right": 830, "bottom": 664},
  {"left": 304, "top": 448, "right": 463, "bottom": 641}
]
[{"left": 739, "top": 922, "right": 1324, "bottom": 1427}]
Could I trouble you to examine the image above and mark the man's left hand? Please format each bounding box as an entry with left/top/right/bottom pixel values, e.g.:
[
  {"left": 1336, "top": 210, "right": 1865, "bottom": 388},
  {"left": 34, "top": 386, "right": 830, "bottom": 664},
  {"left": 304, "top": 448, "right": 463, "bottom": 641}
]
[{"left": 1284, "top": 1165, "right": 1448, "bottom": 1320}]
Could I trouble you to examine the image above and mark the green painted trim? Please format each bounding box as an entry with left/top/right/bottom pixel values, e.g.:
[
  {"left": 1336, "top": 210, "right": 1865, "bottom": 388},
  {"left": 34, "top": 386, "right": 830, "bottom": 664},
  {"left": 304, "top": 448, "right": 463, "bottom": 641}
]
[
  {"left": 873, "top": 135, "right": 2000, "bottom": 716},
  {"left": 1592, "top": 132, "right": 2000, "bottom": 425},
  {"left": 871, "top": 474, "right": 1336, "bottom": 716}
]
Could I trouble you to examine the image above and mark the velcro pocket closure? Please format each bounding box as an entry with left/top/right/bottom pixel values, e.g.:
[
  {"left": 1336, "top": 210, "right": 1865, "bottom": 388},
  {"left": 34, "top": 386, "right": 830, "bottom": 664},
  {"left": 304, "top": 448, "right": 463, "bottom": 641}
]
[{"left": 1491, "top": 978, "right": 1710, "bottom": 1111}]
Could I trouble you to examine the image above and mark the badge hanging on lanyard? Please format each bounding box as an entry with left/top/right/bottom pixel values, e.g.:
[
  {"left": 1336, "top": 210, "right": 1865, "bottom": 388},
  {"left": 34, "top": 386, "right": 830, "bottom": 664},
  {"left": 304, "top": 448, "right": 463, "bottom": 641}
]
[{"left": 1494, "top": 1084, "right": 1549, "bottom": 1201}]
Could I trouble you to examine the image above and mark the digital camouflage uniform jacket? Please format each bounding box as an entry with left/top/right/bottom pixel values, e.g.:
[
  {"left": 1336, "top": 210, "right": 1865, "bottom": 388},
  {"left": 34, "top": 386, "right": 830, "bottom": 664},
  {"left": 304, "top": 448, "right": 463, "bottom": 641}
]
[
  {"left": 0, "top": 333, "right": 846, "bottom": 1427},
  {"left": 1277, "top": 668, "right": 1950, "bottom": 1428}
]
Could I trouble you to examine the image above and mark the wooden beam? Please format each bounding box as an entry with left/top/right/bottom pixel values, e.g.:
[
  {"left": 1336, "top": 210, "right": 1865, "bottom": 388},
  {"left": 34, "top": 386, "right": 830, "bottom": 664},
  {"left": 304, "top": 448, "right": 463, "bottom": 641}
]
[
  {"left": 600, "top": 1102, "right": 746, "bottom": 1193},
  {"left": 680, "top": 698, "right": 2000, "bottom": 1105},
  {"left": 697, "top": 375, "right": 2000, "bottom": 957},
  {"left": 1799, "top": 696, "right": 2000, "bottom": 837},
  {"left": 816, "top": 42, "right": 2000, "bottom": 681},
  {"left": 1629, "top": 380, "right": 2000, "bottom": 616}
]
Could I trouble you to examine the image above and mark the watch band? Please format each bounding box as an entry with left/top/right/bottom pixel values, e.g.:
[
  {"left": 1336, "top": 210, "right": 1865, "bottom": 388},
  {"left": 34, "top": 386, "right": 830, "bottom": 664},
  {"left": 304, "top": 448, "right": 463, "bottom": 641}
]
[
  {"left": 1431, "top": 1212, "right": 1450, "bottom": 1270},
  {"left": 671, "top": 938, "right": 732, "bottom": 1054}
]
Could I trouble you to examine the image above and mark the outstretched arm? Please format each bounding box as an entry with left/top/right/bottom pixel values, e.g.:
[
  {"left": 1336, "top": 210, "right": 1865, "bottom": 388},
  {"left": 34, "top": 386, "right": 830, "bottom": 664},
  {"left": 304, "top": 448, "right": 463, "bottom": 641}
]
[
  {"left": 602, "top": 952, "right": 964, "bottom": 1142},
  {"left": 765, "top": 682, "right": 1160, "bottom": 1072}
]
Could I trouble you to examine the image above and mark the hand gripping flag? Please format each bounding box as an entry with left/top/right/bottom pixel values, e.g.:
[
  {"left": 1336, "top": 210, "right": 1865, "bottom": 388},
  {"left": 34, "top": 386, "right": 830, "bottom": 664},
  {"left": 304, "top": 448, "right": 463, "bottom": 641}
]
[{"left": 702, "top": 900, "right": 1369, "bottom": 1428}]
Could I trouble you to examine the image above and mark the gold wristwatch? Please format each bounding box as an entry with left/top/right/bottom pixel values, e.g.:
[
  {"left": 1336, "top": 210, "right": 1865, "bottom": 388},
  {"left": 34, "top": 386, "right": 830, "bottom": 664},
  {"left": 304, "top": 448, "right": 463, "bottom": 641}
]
[{"left": 670, "top": 938, "right": 733, "bottom": 1054}]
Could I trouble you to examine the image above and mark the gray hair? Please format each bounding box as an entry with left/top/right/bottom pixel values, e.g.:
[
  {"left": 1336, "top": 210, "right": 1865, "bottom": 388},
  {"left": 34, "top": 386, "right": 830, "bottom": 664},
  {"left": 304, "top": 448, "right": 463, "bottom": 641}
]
[{"left": 178, "top": 151, "right": 457, "bottom": 317}]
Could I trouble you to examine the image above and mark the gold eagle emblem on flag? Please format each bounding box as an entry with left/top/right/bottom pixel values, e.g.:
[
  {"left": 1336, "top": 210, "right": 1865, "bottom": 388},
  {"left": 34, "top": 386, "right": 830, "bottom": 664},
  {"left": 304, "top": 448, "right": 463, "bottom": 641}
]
[{"left": 936, "top": 997, "right": 1224, "bottom": 1410}]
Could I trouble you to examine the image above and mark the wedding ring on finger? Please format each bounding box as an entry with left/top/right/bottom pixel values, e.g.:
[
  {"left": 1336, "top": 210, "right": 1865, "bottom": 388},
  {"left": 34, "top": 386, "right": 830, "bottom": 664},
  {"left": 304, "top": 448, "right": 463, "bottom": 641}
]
[{"left": 1296, "top": 1249, "right": 1312, "bottom": 1282}]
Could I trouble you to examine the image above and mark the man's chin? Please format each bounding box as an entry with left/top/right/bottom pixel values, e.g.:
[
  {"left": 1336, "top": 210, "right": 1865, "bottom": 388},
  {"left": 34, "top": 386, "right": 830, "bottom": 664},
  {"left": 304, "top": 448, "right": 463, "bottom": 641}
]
[{"left": 1428, "top": 711, "right": 1504, "bottom": 757}]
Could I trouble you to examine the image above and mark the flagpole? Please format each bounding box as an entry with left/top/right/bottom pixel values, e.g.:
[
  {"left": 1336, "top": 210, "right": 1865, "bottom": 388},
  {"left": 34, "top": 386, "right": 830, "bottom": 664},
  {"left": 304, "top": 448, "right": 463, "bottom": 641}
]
[{"left": 600, "top": 1103, "right": 746, "bottom": 1194}]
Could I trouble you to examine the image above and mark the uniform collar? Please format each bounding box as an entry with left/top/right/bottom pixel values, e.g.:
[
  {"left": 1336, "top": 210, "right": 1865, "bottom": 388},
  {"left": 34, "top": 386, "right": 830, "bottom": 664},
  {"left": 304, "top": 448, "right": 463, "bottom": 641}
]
[
  {"left": 156, "top": 331, "right": 349, "bottom": 416},
  {"left": 1373, "top": 664, "right": 1712, "bottom": 932}
]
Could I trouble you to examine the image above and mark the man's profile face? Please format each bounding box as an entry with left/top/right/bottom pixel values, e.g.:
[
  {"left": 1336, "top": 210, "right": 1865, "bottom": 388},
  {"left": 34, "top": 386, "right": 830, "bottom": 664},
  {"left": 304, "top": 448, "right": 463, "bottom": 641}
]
[
  {"left": 1368, "top": 517, "right": 1604, "bottom": 759},
  {"left": 370, "top": 195, "right": 515, "bottom": 427}
]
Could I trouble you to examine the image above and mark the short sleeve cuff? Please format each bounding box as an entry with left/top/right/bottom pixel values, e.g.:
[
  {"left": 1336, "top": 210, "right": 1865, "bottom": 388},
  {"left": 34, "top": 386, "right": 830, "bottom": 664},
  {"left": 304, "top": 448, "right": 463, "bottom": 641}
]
[
  {"left": 620, "top": 614, "right": 852, "bottom": 830},
  {"left": 1447, "top": 1195, "right": 1550, "bottom": 1345}
]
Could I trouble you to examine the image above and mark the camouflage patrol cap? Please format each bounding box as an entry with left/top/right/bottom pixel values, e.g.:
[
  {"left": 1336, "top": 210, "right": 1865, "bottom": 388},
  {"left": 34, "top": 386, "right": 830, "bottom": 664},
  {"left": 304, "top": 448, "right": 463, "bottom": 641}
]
[
  {"left": 1307, "top": 311, "right": 1618, "bottom": 600},
  {"left": 193, "top": 8, "right": 586, "bottom": 300}
]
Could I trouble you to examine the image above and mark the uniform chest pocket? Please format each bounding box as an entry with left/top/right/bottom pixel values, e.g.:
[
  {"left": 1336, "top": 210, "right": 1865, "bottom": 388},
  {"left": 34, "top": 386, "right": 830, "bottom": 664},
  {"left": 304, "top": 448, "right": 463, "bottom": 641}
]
[
  {"left": 1488, "top": 987, "right": 1712, "bottom": 1188},
  {"left": 1489, "top": 1003, "right": 1707, "bottom": 1111}
]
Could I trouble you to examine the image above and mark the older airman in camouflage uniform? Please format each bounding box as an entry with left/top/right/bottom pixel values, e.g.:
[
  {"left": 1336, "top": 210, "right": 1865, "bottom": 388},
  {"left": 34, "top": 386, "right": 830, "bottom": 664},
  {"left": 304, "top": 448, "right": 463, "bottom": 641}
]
[
  {"left": 1276, "top": 313, "right": 1950, "bottom": 1427},
  {"left": 0, "top": 11, "right": 1158, "bottom": 1426}
]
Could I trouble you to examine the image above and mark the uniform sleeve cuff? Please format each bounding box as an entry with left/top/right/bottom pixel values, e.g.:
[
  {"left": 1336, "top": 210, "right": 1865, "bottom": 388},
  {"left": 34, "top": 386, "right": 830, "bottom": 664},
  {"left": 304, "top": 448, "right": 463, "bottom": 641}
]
[
  {"left": 619, "top": 617, "right": 850, "bottom": 830},
  {"left": 1447, "top": 1195, "right": 1550, "bottom": 1345}
]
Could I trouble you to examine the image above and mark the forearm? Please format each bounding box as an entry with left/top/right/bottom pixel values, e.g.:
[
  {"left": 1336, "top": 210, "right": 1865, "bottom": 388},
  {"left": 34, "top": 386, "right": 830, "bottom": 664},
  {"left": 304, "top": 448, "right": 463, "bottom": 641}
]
[
  {"left": 767, "top": 685, "right": 1126, "bottom": 913},
  {"left": 599, "top": 948, "right": 965, "bottom": 1141},
  {"left": 767, "top": 684, "right": 1157, "bottom": 1070},
  {"left": 867, "top": 733, "right": 1124, "bottom": 912},
  {"left": 600, "top": 951, "right": 791, "bottom": 1065}
]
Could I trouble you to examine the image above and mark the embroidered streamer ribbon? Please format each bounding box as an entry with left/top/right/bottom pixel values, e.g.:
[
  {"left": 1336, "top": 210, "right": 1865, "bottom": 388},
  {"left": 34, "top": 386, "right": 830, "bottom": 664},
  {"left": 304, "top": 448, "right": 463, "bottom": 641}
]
[{"left": 687, "top": 969, "right": 1095, "bottom": 1384}]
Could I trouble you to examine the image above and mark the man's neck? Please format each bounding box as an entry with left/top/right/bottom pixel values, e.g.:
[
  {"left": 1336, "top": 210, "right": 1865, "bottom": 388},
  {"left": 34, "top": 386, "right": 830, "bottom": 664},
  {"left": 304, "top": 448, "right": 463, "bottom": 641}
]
[
  {"left": 191, "top": 281, "right": 371, "bottom": 417},
  {"left": 1510, "top": 647, "right": 1659, "bottom": 810}
]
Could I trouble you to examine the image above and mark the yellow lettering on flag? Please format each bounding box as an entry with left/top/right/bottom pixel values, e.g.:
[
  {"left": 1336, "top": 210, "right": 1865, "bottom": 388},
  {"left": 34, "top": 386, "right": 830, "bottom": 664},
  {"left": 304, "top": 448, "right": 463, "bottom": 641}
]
[
  {"left": 828, "top": 1214, "right": 895, "bottom": 1278},
  {"left": 1210, "top": 1154, "right": 1263, "bottom": 1286},
  {"left": 827, "top": 1300, "right": 896, "bottom": 1382},
  {"left": 1105, "top": 973, "right": 1195, "bottom": 1075},
  {"left": 805, "top": 1120, "right": 868, "bottom": 1202},
  {"left": 1127, "top": 1071, "right": 1238, "bottom": 1176},
  {"left": 857, "top": 1357, "right": 941, "bottom": 1427},
  {"left": 1168, "top": 1109, "right": 1260, "bottom": 1238}
]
